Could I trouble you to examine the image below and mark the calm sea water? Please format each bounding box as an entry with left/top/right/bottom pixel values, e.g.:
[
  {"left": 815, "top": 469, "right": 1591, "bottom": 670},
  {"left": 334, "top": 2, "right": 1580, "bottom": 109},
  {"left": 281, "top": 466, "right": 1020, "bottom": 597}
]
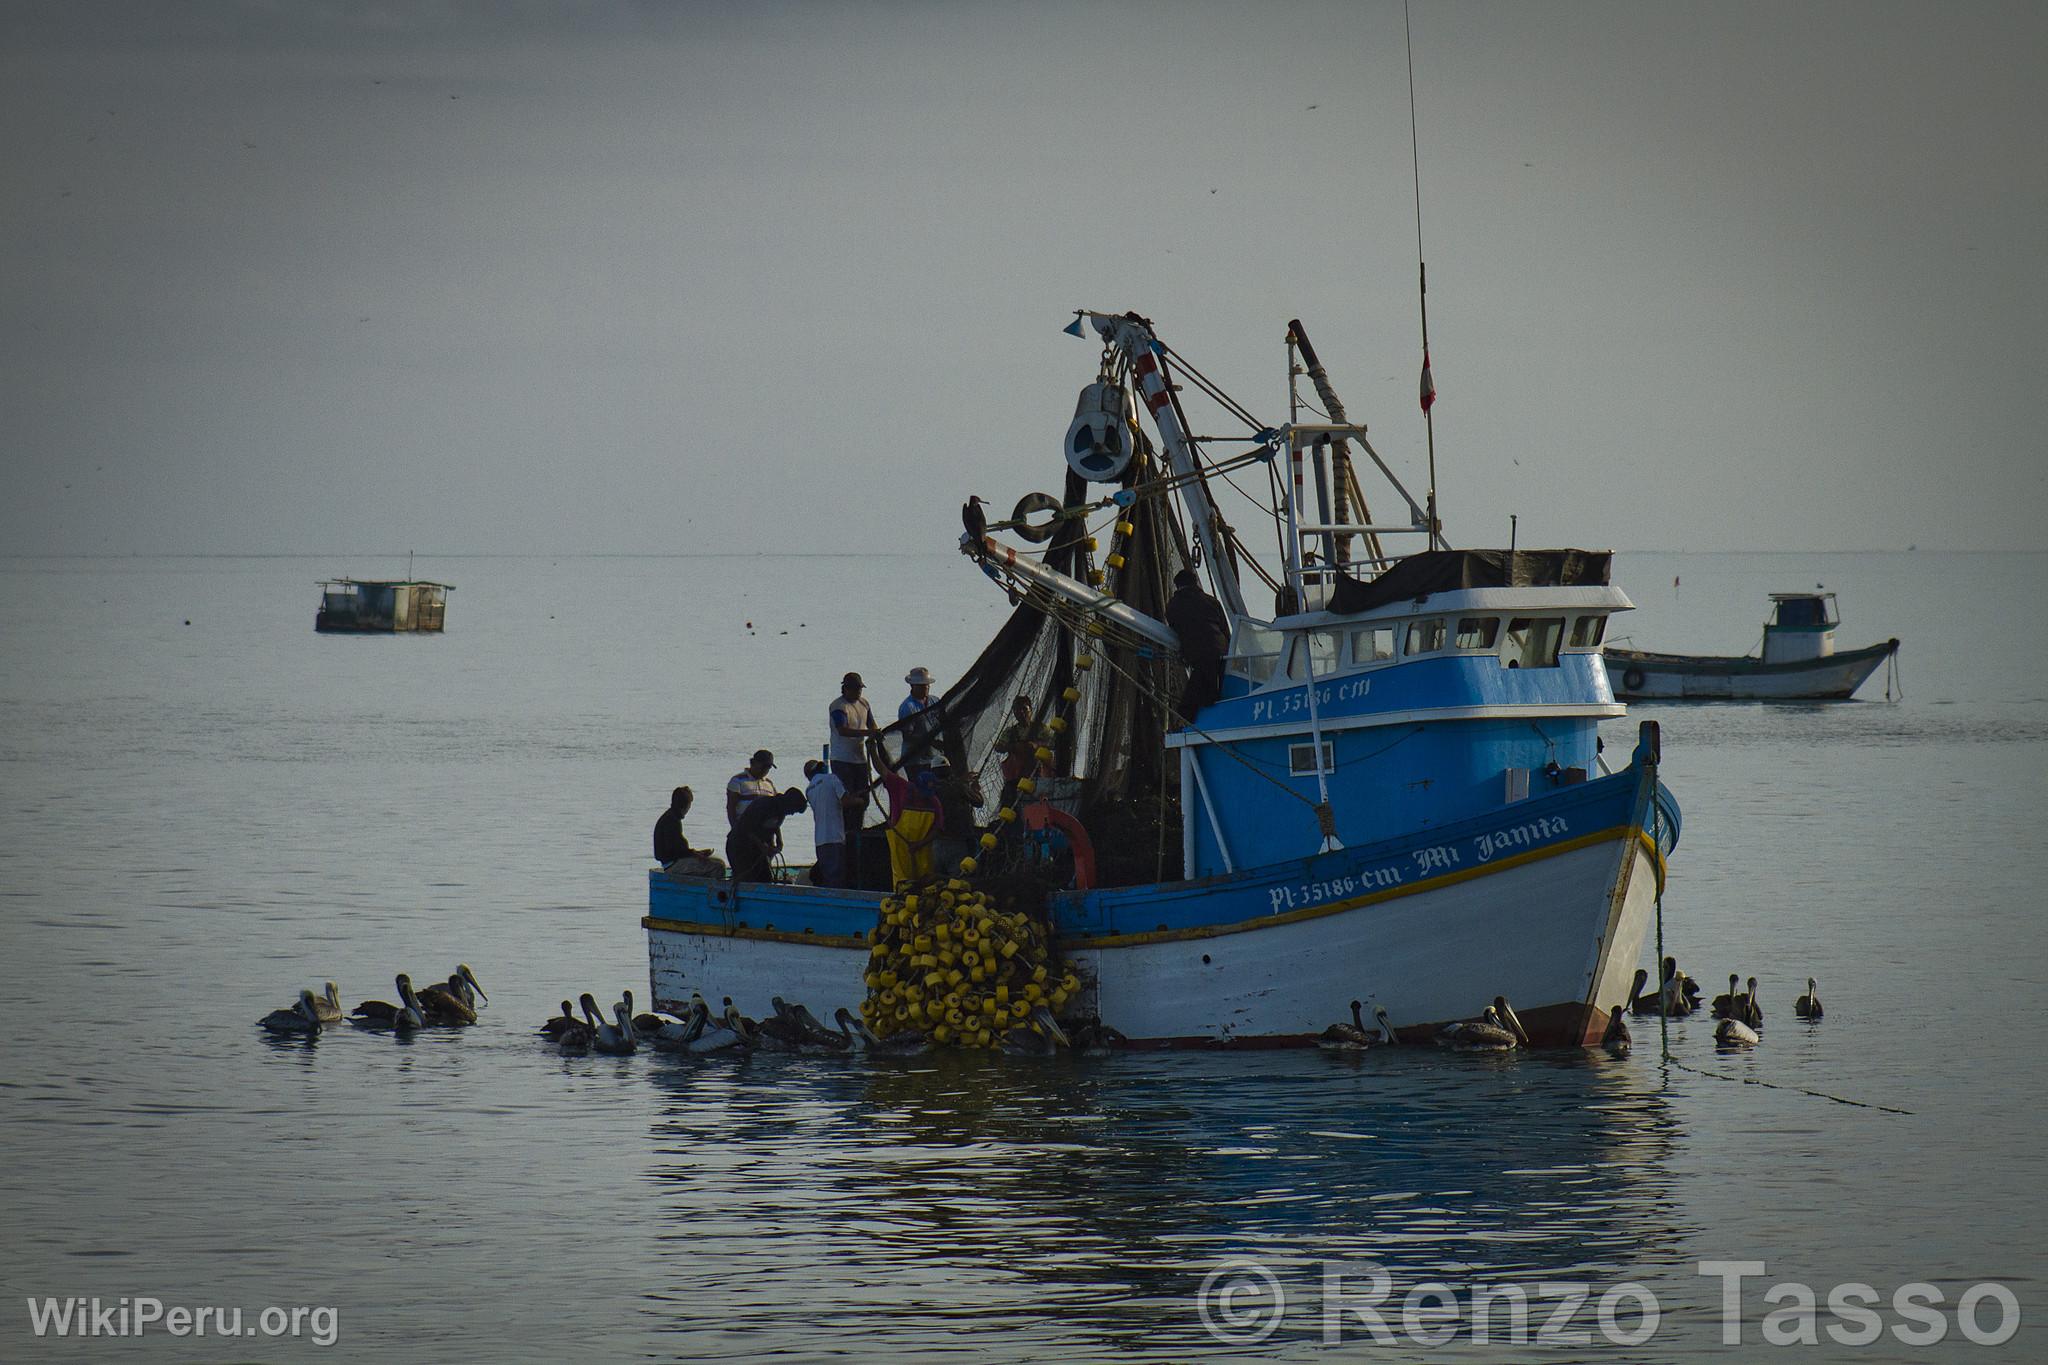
[{"left": 2, "top": 550, "right": 2043, "bottom": 1362}]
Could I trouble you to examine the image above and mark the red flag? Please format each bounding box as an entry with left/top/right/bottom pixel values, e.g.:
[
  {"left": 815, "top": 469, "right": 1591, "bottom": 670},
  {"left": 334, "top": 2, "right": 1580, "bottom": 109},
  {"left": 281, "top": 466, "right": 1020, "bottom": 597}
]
[{"left": 1419, "top": 349, "right": 1437, "bottom": 414}]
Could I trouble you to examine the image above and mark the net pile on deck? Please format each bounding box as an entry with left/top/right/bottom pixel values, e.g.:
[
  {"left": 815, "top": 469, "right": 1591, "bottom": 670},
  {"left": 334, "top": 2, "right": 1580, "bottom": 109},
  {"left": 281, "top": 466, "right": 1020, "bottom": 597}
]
[
  {"left": 874, "top": 455, "right": 1191, "bottom": 889},
  {"left": 860, "top": 877, "right": 1078, "bottom": 1048}
]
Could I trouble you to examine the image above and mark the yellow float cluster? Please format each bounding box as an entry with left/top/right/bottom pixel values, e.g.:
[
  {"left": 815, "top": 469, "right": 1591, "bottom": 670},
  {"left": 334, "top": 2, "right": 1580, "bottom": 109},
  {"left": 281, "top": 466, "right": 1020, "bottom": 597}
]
[{"left": 860, "top": 879, "right": 1080, "bottom": 1048}]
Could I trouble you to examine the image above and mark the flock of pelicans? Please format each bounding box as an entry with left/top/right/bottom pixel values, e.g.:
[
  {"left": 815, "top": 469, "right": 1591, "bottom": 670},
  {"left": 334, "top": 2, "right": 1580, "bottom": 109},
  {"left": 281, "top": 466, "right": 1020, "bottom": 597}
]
[
  {"left": 1311, "top": 957, "right": 1823, "bottom": 1057},
  {"left": 533, "top": 990, "right": 1113, "bottom": 1057},
  {"left": 257, "top": 966, "right": 486, "bottom": 1033},
  {"left": 258, "top": 955, "right": 1823, "bottom": 1058}
]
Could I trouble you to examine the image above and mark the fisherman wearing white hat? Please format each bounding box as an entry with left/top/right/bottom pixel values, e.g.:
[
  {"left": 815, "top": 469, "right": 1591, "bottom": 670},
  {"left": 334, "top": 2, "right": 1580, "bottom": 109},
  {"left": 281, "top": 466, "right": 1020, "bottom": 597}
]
[{"left": 898, "top": 666, "right": 942, "bottom": 778}]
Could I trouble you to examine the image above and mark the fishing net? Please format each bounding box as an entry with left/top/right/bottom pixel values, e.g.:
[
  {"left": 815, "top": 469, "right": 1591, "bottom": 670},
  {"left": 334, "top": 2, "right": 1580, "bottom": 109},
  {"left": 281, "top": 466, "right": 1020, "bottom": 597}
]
[{"left": 869, "top": 450, "right": 1191, "bottom": 890}]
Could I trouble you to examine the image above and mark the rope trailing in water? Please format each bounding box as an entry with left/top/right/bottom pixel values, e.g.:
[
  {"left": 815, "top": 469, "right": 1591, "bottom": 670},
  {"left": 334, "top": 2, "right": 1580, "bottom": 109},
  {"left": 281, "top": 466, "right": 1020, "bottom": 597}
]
[{"left": 1660, "top": 1056, "right": 1915, "bottom": 1115}]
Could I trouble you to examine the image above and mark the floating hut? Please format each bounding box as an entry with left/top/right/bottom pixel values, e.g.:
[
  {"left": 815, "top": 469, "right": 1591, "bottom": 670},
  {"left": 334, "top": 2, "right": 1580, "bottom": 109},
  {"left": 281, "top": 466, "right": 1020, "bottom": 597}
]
[{"left": 314, "top": 579, "right": 453, "bottom": 633}]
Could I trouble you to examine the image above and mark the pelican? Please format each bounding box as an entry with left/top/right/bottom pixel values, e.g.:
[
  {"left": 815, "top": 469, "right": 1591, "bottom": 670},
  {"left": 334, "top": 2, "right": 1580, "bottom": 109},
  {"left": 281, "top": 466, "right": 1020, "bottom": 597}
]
[
  {"left": 258, "top": 990, "right": 323, "bottom": 1034},
  {"left": 1627, "top": 968, "right": 1662, "bottom": 1017},
  {"left": 1602, "top": 1005, "right": 1632, "bottom": 1057},
  {"left": 1317, "top": 1000, "right": 1377, "bottom": 1051},
  {"left": 592, "top": 1001, "right": 637, "bottom": 1056},
  {"left": 1715, "top": 1017, "right": 1760, "bottom": 1048},
  {"left": 749, "top": 999, "right": 808, "bottom": 1052},
  {"left": 453, "top": 964, "right": 487, "bottom": 1009},
  {"left": 635, "top": 1007, "right": 698, "bottom": 1048},
  {"left": 720, "top": 999, "right": 759, "bottom": 1043},
  {"left": 415, "top": 974, "right": 478, "bottom": 1026},
  {"left": 1000, "top": 1006, "right": 1072, "bottom": 1055},
  {"left": 350, "top": 974, "right": 415, "bottom": 1025},
  {"left": 1492, "top": 996, "right": 1531, "bottom": 1045},
  {"left": 1438, "top": 1006, "right": 1520, "bottom": 1051},
  {"left": 1710, "top": 973, "right": 1743, "bottom": 1019},
  {"left": 1657, "top": 958, "right": 1694, "bottom": 1017},
  {"left": 1795, "top": 978, "right": 1823, "bottom": 1019},
  {"left": 539, "top": 1000, "right": 580, "bottom": 1038},
  {"left": 309, "top": 982, "right": 344, "bottom": 1024},
  {"left": 557, "top": 999, "right": 596, "bottom": 1053},
  {"left": 662, "top": 1000, "right": 744, "bottom": 1054},
  {"left": 1741, "top": 977, "right": 1764, "bottom": 1028}
]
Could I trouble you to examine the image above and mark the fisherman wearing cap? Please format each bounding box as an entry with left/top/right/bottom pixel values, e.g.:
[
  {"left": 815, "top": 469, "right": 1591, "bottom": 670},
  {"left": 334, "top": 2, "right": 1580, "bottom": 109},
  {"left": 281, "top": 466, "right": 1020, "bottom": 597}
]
[
  {"left": 726, "top": 748, "right": 777, "bottom": 828},
  {"left": 897, "top": 666, "right": 943, "bottom": 777},
  {"left": 803, "top": 759, "right": 850, "bottom": 887},
  {"left": 828, "top": 672, "right": 881, "bottom": 878}
]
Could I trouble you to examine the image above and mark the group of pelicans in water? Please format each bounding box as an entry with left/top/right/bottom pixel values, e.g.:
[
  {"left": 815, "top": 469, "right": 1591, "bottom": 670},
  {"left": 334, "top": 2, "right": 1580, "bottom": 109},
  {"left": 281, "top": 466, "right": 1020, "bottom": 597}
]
[
  {"left": 1315, "top": 996, "right": 1530, "bottom": 1053},
  {"left": 259, "top": 957, "right": 1825, "bottom": 1060},
  {"left": 1606, "top": 957, "right": 1824, "bottom": 1054},
  {"left": 1314, "top": 961, "right": 1824, "bottom": 1059},
  {"left": 256, "top": 966, "right": 487, "bottom": 1034},
  {"left": 538, "top": 988, "right": 1124, "bottom": 1058}
]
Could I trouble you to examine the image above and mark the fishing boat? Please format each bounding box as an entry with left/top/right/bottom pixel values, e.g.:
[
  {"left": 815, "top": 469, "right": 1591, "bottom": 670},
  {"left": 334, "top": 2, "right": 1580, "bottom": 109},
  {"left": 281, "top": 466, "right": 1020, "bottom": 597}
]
[
  {"left": 315, "top": 578, "right": 453, "bottom": 633},
  {"left": 1603, "top": 591, "right": 1898, "bottom": 701},
  {"left": 645, "top": 312, "right": 1680, "bottom": 1047}
]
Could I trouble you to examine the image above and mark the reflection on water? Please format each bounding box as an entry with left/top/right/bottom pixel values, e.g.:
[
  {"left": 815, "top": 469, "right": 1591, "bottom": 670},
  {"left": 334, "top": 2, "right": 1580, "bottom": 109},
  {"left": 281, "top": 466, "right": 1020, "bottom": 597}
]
[{"left": 3, "top": 552, "right": 2045, "bottom": 1360}]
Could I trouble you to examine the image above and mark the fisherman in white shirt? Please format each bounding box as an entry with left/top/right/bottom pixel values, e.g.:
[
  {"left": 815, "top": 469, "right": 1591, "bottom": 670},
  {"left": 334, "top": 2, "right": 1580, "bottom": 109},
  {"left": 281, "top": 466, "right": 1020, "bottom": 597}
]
[
  {"left": 726, "top": 748, "right": 777, "bottom": 828},
  {"left": 828, "top": 672, "right": 880, "bottom": 881},
  {"left": 804, "top": 759, "right": 850, "bottom": 886},
  {"left": 898, "top": 666, "right": 942, "bottom": 777}
]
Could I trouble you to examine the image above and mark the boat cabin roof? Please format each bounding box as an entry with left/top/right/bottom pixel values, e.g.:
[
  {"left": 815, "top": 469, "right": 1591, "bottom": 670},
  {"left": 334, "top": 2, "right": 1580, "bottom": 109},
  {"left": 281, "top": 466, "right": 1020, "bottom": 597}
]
[
  {"left": 1768, "top": 590, "right": 1835, "bottom": 602},
  {"left": 318, "top": 578, "right": 456, "bottom": 590}
]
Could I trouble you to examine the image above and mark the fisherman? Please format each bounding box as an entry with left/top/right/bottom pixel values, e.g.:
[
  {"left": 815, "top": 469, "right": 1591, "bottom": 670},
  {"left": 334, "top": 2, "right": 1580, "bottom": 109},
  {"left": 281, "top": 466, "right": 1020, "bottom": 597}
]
[
  {"left": 803, "top": 759, "right": 850, "bottom": 887},
  {"left": 997, "top": 694, "right": 1052, "bottom": 797},
  {"left": 898, "top": 666, "right": 942, "bottom": 776},
  {"left": 1166, "top": 567, "right": 1231, "bottom": 718},
  {"left": 829, "top": 672, "right": 880, "bottom": 872},
  {"left": 725, "top": 787, "right": 807, "bottom": 885},
  {"left": 871, "top": 741, "right": 945, "bottom": 886},
  {"left": 726, "top": 749, "right": 777, "bottom": 827},
  {"left": 653, "top": 786, "right": 700, "bottom": 868}
]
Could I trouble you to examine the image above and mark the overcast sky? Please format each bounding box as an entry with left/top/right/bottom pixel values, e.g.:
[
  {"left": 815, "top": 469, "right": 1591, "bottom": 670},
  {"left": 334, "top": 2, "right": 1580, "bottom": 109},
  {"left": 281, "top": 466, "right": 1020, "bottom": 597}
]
[{"left": 4, "top": 0, "right": 2042, "bottom": 558}]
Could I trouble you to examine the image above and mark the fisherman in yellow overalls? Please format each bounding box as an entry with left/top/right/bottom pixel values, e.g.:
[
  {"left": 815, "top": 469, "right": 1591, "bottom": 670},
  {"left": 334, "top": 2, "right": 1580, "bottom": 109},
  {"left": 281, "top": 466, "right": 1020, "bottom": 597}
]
[{"left": 872, "top": 741, "right": 945, "bottom": 886}]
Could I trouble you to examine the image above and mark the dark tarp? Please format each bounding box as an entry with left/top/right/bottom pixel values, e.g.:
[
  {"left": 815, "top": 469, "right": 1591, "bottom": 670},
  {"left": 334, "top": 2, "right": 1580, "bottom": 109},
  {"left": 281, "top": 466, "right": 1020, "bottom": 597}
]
[{"left": 1324, "top": 549, "right": 1612, "bottom": 617}]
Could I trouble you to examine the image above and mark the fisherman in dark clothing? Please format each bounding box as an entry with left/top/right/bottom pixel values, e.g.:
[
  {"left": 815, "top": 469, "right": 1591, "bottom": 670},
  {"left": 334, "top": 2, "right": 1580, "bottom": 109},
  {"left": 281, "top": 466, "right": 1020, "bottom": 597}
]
[
  {"left": 653, "top": 786, "right": 698, "bottom": 868},
  {"left": 1165, "top": 567, "right": 1231, "bottom": 719},
  {"left": 725, "top": 787, "right": 807, "bottom": 884}
]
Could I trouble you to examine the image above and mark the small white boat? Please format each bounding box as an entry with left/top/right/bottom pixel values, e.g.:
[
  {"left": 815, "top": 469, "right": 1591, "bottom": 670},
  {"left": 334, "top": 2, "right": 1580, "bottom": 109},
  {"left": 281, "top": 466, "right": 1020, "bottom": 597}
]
[{"left": 1604, "top": 592, "right": 1897, "bottom": 701}]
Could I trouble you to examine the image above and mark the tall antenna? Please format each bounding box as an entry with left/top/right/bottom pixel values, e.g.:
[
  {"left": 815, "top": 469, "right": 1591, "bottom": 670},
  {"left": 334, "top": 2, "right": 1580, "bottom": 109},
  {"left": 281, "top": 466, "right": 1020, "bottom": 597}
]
[{"left": 1404, "top": 0, "right": 1444, "bottom": 549}]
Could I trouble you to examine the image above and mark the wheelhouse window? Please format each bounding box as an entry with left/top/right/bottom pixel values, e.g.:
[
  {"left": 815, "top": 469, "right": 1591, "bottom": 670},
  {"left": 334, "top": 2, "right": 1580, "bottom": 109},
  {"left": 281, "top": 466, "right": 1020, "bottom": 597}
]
[
  {"left": 1350, "top": 626, "right": 1395, "bottom": 665},
  {"left": 1454, "top": 616, "right": 1500, "bottom": 651},
  {"left": 1406, "top": 618, "right": 1446, "bottom": 656},
  {"left": 1278, "top": 628, "right": 1342, "bottom": 681},
  {"left": 1288, "top": 740, "right": 1335, "bottom": 776},
  {"left": 1228, "top": 621, "right": 1282, "bottom": 682},
  {"left": 1504, "top": 616, "right": 1565, "bottom": 669},
  {"left": 1569, "top": 614, "right": 1607, "bottom": 648}
]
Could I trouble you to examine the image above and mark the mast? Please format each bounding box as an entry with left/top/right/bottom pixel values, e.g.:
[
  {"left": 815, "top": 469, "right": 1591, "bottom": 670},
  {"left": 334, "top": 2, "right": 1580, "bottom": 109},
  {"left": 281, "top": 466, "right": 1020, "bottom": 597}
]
[
  {"left": 1093, "top": 315, "right": 1250, "bottom": 621},
  {"left": 1405, "top": 0, "right": 1446, "bottom": 550},
  {"left": 1286, "top": 319, "right": 1388, "bottom": 572}
]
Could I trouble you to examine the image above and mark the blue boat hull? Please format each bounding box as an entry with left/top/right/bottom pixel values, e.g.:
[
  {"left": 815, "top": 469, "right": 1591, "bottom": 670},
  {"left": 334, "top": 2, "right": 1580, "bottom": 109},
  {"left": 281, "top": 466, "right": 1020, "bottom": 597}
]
[{"left": 646, "top": 749, "right": 1677, "bottom": 1047}]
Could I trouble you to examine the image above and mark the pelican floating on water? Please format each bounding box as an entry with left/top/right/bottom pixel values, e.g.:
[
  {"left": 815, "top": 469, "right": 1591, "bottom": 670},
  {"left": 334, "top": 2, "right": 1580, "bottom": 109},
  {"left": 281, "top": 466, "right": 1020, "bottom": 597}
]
[
  {"left": 415, "top": 973, "right": 478, "bottom": 1026},
  {"left": 1715, "top": 1016, "right": 1760, "bottom": 1048},
  {"left": 1627, "top": 968, "right": 1663, "bottom": 1017},
  {"left": 308, "top": 982, "right": 343, "bottom": 1024},
  {"left": 1602, "top": 1005, "right": 1632, "bottom": 1057},
  {"left": 1317, "top": 1000, "right": 1375, "bottom": 1050},
  {"left": 258, "top": 990, "right": 323, "bottom": 1034},
  {"left": 1437, "top": 1005, "right": 1523, "bottom": 1051},
  {"left": 351, "top": 975, "right": 430, "bottom": 1029},
  {"left": 591, "top": 1001, "right": 637, "bottom": 1055},
  {"left": 1710, "top": 973, "right": 1744, "bottom": 1019},
  {"left": 1795, "top": 978, "right": 1823, "bottom": 1019}
]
